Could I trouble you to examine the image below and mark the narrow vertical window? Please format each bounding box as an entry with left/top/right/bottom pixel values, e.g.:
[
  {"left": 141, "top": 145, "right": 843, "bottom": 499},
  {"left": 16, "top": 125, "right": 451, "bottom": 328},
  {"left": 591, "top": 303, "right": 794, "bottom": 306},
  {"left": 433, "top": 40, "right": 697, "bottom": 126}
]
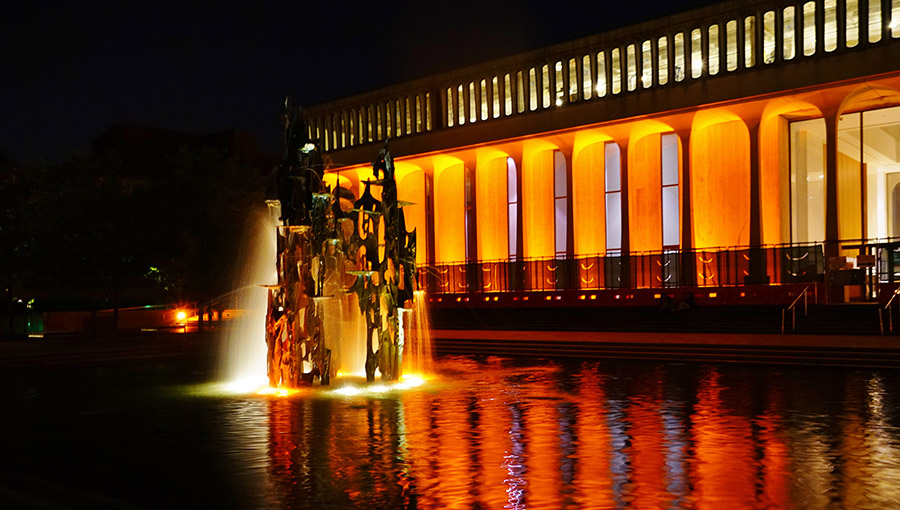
[
  {"left": 385, "top": 102, "right": 392, "bottom": 138},
  {"left": 708, "top": 24, "right": 720, "bottom": 75},
  {"left": 661, "top": 134, "right": 679, "bottom": 248},
  {"left": 425, "top": 92, "right": 432, "bottom": 131},
  {"left": 846, "top": 0, "right": 860, "bottom": 47},
  {"left": 358, "top": 109, "right": 365, "bottom": 142},
  {"left": 745, "top": 16, "right": 757, "bottom": 67},
  {"left": 641, "top": 40, "right": 652, "bottom": 88},
  {"left": 582, "top": 54, "right": 593, "bottom": 100},
  {"left": 554, "top": 61, "right": 564, "bottom": 106},
  {"left": 324, "top": 116, "right": 330, "bottom": 151},
  {"left": 507, "top": 157, "right": 519, "bottom": 261},
  {"left": 376, "top": 105, "right": 383, "bottom": 141},
  {"left": 405, "top": 97, "right": 412, "bottom": 135},
  {"left": 596, "top": 51, "right": 608, "bottom": 96},
  {"left": 517, "top": 71, "right": 526, "bottom": 113},
  {"left": 367, "top": 106, "right": 374, "bottom": 142},
  {"left": 349, "top": 110, "right": 355, "bottom": 146},
  {"left": 568, "top": 58, "right": 578, "bottom": 102},
  {"left": 764, "top": 11, "right": 776, "bottom": 62},
  {"left": 691, "top": 28, "right": 703, "bottom": 78},
  {"left": 611, "top": 48, "right": 622, "bottom": 94},
  {"left": 674, "top": 33, "right": 686, "bottom": 81},
  {"left": 480, "top": 79, "right": 488, "bottom": 121},
  {"left": 395, "top": 99, "right": 402, "bottom": 136},
  {"left": 658, "top": 36, "right": 669, "bottom": 85},
  {"left": 869, "top": 0, "right": 883, "bottom": 42},
  {"left": 783, "top": 6, "right": 796, "bottom": 60},
  {"left": 480, "top": 79, "right": 489, "bottom": 121},
  {"left": 553, "top": 151, "right": 568, "bottom": 259},
  {"left": 726, "top": 20, "right": 738, "bottom": 71},
  {"left": 457, "top": 85, "right": 465, "bottom": 126},
  {"left": 492, "top": 76, "right": 500, "bottom": 118},
  {"left": 803, "top": 1, "right": 817, "bottom": 56},
  {"left": 316, "top": 118, "right": 322, "bottom": 150},
  {"left": 626, "top": 44, "right": 637, "bottom": 91},
  {"left": 605, "top": 142, "right": 622, "bottom": 253},
  {"left": 542, "top": 64, "right": 552, "bottom": 108},
  {"left": 464, "top": 167, "right": 474, "bottom": 263},
  {"left": 824, "top": 0, "right": 838, "bottom": 51},
  {"left": 340, "top": 112, "right": 347, "bottom": 148},
  {"left": 529, "top": 67, "right": 538, "bottom": 111},
  {"left": 446, "top": 88, "right": 454, "bottom": 127},
  {"left": 504, "top": 74, "right": 513, "bottom": 116},
  {"left": 468, "top": 82, "right": 476, "bottom": 123},
  {"left": 415, "top": 95, "right": 422, "bottom": 133}
]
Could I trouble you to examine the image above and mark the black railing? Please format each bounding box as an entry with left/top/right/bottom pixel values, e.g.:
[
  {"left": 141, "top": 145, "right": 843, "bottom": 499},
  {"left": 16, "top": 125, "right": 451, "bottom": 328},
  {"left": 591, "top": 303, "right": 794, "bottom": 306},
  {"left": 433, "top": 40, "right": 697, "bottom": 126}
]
[{"left": 420, "top": 243, "right": 825, "bottom": 294}]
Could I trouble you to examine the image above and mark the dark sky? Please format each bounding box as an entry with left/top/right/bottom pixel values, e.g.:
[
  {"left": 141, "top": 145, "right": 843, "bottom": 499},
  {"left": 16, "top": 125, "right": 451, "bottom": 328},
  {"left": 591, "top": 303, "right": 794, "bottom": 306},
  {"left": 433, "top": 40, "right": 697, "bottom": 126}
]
[{"left": 3, "top": 0, "right": 717, "bottom": 162}]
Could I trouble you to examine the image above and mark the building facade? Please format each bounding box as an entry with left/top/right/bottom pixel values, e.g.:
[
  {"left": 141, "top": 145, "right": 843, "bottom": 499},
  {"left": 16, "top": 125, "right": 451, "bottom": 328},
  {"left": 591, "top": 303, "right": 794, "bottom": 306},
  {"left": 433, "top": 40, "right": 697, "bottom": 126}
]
[{"left": 307, "top": 0, "right": 900, "bottom": 306}]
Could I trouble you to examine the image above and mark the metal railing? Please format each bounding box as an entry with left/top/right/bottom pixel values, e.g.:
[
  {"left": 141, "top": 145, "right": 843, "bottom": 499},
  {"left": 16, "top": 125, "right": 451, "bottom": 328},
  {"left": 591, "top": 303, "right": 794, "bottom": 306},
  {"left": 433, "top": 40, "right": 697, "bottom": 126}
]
[
  {"left": 880, "top": 288, "right": 900, "bottom": 335},
  {"left": 781, "top": 284, "right": 815, "bottom": 335}
]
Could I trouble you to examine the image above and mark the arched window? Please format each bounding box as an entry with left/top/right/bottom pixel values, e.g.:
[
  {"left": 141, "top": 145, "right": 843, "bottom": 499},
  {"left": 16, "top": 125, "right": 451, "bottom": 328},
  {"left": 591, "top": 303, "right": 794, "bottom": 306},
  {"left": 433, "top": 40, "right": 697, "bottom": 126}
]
[{"left": 605, "top": 142, "right": 622, "bottom": 255}]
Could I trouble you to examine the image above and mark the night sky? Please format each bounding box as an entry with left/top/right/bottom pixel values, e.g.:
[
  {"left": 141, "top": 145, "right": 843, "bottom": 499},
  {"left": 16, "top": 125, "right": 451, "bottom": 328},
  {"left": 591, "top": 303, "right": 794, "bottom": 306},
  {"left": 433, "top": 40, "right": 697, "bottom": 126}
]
[{"left": 3, "top": 0, "right": 717, "bottom": 162}]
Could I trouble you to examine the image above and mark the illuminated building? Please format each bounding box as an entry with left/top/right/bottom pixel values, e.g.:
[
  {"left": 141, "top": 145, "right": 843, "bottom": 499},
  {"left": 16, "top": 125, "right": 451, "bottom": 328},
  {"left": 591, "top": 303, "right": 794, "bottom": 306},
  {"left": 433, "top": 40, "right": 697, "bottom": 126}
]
[{"left": 308, "top": 0, "right": 900, "bottom": 307}]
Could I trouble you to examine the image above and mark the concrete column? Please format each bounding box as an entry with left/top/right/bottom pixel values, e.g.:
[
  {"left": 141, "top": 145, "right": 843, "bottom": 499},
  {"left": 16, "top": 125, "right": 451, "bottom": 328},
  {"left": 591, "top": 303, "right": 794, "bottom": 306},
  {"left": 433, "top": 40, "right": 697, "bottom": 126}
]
[
  {"left": 746, "top": 118, "right": 769, "bottom": 284},
  {"left": 677, "top": 129, "right": 695, "bottom": 287},
  {"left": 825, "top": 111, "right": 840, "bottom": 260},
  {"left": 619, "top": 139, "right": 631, "bottom": 289}
]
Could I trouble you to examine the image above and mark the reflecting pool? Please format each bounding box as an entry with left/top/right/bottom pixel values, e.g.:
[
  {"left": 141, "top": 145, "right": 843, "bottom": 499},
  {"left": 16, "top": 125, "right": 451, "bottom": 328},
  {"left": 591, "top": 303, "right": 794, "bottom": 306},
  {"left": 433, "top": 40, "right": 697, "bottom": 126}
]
[{"left": 2, "top": 355, "right": 900, "bottom": 508}]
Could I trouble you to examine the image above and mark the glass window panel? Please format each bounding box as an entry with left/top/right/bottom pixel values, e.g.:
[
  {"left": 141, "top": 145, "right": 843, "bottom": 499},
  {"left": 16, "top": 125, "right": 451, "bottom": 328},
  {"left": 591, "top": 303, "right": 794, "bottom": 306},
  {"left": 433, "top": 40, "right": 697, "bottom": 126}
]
[
  {"left": 582, "top": 55, "right": 593, "bottom": 100},
  {"left": 568, "top": 58, "right": 578, "bottom": 102},
  {"left": 508, "top": 203, "right": 519, "bottom": 260},
  {"left": 626, "top": 44, "right": 637, "bottom": 91},
  {"left": 425, "top": 92, "right": 432, "bottom": 131},
  {"left": 861, "top": 106, "right": 900, "bottom": 238},
  {"left": 358, "top": 109, "right": 365, "bottom": 141},
  {"left": 507, "top": 156, "right": 519, "bottom": 260},
  {"left": 554, "top": 61, "right": 564, "bottom": 106},
  {"left": 691, "top": 28, "right": 703, "bottom": 78},
  {"left": 790, "top": 118, "right": 827, "bottom": 242},
  {"left": 458, "top": 85, "right": 465, "bottom": 126},
  {"left": 492, "top": 76, "right": 500, "bottom": 118},
  {"left": 555, "top": 198, "right": 567, "bottom": 257},
  {"left": 416, "top": 95, "right": 422, "bottom": 132},
  {"left": 543, "top": 64, "right": 552, "bottom": 108},
  {"left": 606, "top": 192, "right": 622, "bottom": 251},
  {"left": 367, "top": 106, "right": 374, "bottom": 142},
  {"left": 869, "top": 0, "right": 883, "bottom": 42},
  {"left": 529, "top": 67, "right": 538, "bottom": 111},
  {"left": 446, "top": 88, "right": 454, "bottom": 127},
  {"left": 846, "top": 0, "right": 860, "bottom": 47},
  {"left": 611, "top": 48, "right": 622, "bottom": 94},
  {"left": 708, "top": 24, "right": 720, "bottom": 75},
  {"left": 662, "top": 133, "right": 679, "bottom": 186},
  {"left": 517, "top": 71, "right": 526, "bottom": 113},
  {"left": 824, "top": 0, "right": 838, "bottom": 51},
  {"left": 784, "top": 6, "right": 797, "bottom": 60},
  {"left": 349, "top": 111, "right": 355, "bottom": 146},
  {"left": 745, "top": 16, "right": 757, "bottom": 67},
  {"left": 469, "top": 82, "right": 477, "bottom": 123},
  {"left": 480, "top": 79, "right": 489, "bottom": 121},
  {"left": 393, "top": 100, "right": 400, "bottom": 137},
  {"left": 662, "top": 186, "right": 680, "bottom": 247},
  {"left": 658, "top": 36, "right": 669, "bottom": 85},
  {"left": 726, "top": 20, "right": 738, "bottom": 71},
  {"left": 764, "top": 10, "right": 776, "bottom": 63},
  {"left": 386, "top": 102, "right": 393, "bottom": 138},
  {"left": 674, "top": 33, "right": 686, "bottom": 81},
  {"left": 597, "top": 51, "right": 609, "bottom": 96},
  {"left": 641, "top": 40, "right": 653, "bottom": 88},
  {"left": 893, "top": 0, "right": 900, "bottom": 38},
  {"left": 554, "top": 151, "right": 568, "bottom": 198},
  {"left": 803, "top": 1, "right": 817, "bottom": 56},
  {"left": 605, "top": 142, "right": 621, "bottom": 191},
  {"left": 504, "top": 74, "right": 513, "bottom": 116},
  {"left": 376, "top": 105, "right": 383, "bottom": 141},
  {"left": 405, "top": 97, "right": 412, "bottom": 134}
]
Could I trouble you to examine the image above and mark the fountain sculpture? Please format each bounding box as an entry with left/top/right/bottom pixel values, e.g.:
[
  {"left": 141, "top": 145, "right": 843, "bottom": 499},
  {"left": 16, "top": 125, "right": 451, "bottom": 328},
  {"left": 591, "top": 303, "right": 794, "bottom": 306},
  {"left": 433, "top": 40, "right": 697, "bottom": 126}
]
[{"left": 264, "top": 98, "right": 421, "bottom": 387}]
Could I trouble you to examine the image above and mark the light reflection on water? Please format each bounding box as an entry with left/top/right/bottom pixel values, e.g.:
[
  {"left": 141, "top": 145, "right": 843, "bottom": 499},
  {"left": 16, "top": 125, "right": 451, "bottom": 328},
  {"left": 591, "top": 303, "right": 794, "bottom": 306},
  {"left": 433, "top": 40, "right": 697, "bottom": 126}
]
[{"left": 3, "top": 356, "right": 900, "bottom": 508}]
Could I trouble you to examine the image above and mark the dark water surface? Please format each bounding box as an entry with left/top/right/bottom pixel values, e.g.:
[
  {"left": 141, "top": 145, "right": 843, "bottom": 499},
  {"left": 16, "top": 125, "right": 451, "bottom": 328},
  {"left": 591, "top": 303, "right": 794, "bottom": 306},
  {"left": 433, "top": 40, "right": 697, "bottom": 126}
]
[{"left": 2, "top": 355, "right": 900, "bottom": 509}]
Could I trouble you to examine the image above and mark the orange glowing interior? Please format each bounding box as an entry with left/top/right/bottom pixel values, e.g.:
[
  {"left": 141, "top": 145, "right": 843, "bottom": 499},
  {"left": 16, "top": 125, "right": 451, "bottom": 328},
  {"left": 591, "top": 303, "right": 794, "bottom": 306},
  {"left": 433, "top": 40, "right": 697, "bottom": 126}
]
[
  {"left": 572, "top": 140, "right": 607, "bottom": 256},
  {"left": 475, "top": 151, "right": 509, "bottom": 261},
  {"left": 434, "top": 159, "right": 466, "bottom": 263},
  {"left": 522, "top": 144, "right": 556, "bottom": 259}
]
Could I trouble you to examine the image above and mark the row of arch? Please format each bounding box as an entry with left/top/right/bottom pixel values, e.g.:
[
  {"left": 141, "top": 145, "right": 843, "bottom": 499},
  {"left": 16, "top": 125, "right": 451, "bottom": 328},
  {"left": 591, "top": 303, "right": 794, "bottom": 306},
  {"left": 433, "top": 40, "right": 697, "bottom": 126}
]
[{"left": 324, "top": 76, "right": 900, "bottom": 269}]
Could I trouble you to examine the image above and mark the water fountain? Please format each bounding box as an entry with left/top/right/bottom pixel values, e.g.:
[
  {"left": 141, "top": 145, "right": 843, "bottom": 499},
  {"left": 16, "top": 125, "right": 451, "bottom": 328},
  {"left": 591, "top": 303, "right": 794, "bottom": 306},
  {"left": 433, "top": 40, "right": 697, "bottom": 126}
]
[{"left": 263, "top": 98, "right": 428, "bottom": 388}]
